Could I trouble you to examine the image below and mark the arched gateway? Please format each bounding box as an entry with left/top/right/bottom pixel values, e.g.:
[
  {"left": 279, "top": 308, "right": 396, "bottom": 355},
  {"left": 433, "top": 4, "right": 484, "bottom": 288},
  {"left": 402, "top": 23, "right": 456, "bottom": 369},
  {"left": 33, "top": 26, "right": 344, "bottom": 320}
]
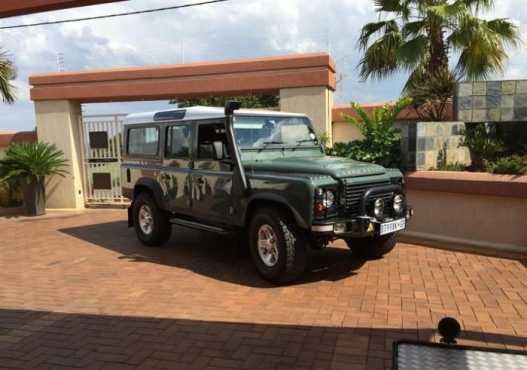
[{"left": 29, "top": 53, "right": 336, "bottom": 209}]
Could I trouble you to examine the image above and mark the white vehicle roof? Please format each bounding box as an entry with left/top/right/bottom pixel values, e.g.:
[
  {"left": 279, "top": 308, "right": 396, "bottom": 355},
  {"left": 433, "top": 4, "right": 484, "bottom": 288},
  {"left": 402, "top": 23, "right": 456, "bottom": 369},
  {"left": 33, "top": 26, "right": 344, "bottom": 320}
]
[{"left": 124, "top": 106, "right": 308, "bottom": 125}]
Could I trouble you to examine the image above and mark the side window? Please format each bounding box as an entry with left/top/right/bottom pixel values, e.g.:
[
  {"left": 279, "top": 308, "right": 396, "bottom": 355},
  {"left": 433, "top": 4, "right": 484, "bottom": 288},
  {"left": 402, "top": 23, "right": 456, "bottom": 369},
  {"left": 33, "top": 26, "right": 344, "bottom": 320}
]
[
  {"left": 166, "top": 125, "right": 191, "bottom": 158},
  {"left": 128, "top": 126, "right": 159, "bottom": 156},
  {"left": 197, "top": 123, "right": 230, "bottom": 160}
]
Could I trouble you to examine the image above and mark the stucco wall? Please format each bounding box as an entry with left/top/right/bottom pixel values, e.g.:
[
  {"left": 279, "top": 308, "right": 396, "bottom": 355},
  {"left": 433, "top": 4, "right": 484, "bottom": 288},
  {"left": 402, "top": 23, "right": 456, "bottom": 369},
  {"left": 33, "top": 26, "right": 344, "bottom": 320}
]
[
  {"left": 402, "top": 171, "right": 527, "bottom": 256},
  {"left": 35, "top": 100, "right": 85, "bottom": 209},
  {"left": 280, "top": 86, "right": 334, "bottom": 142}
]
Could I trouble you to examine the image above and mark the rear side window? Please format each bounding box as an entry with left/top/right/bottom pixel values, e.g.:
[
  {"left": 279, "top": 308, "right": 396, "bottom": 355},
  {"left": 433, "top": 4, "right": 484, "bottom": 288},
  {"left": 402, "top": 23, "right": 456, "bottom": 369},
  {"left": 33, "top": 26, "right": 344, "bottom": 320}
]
[
  {"left": 166, "top": 125, "right": 191, "bottom": 158},
  {"left": 127, "top": 127, "right": 159, "bottom": 156}
]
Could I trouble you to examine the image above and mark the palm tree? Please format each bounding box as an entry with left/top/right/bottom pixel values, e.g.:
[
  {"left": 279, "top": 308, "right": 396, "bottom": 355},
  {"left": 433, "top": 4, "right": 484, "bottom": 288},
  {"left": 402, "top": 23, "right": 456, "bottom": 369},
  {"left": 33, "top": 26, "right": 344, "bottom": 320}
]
[
  {"left": 358, "top": 0, "right": 521, "bottom": 88},
  {"left": 0, "top": 142, "right": 68, "bottom": 215},
  {"left": 0, "top": 48, "right": 16, "bottom": 103}
]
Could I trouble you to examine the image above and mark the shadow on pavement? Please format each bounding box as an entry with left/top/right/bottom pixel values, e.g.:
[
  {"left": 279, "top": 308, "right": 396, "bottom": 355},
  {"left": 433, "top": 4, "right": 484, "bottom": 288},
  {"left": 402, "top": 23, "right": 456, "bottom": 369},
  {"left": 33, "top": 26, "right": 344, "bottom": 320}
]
[
  {"left": 0, "top": 308, "right": 526, "bottom": 370},
  {"left": 59, "top": 220, "right": 367, "bottom": 288}
]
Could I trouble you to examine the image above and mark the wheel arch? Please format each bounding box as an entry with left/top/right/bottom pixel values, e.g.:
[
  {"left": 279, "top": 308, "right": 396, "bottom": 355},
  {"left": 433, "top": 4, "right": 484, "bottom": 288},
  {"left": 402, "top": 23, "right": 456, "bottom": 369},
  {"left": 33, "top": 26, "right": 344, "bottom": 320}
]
[
  {"left": 133, "top": 177, "right": 166, "bottom": 210},
  {"left": 245, "top": 194, "right": 309, "bottom": 230}
]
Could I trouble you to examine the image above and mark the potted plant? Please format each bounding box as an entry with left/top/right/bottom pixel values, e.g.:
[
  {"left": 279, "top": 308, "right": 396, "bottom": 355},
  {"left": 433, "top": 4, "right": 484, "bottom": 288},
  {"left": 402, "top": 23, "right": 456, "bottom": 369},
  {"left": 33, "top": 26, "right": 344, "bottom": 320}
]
[{"left": 0, "top": 142, "right": 67, "bottom": 216}]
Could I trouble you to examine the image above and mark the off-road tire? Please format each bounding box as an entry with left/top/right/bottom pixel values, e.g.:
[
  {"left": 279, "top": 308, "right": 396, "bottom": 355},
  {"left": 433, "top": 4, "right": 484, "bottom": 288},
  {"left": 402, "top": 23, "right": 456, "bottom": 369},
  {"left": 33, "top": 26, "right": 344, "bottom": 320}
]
[
  {"left": 248, "top": 207, "right": 308, "bottom": 284},
  {"left": 133, "top": 192, "right": 171, "bottom": 247},
  {"left": 345, "top": 233, "right": 397, "bottom": 259}
]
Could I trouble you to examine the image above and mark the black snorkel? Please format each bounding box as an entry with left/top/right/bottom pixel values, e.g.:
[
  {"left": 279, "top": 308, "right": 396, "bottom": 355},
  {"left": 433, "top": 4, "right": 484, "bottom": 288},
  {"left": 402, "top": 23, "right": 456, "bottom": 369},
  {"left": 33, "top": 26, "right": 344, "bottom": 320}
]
[{"left": 224, "top": 101, "right": 249, "bottom": 195}]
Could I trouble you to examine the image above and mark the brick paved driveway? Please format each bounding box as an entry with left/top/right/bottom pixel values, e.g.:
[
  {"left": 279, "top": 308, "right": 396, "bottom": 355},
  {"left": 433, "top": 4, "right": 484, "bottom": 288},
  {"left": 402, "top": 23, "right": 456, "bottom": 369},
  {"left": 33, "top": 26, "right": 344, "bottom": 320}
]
[{"left": 0, "top": 209, "right": 526, "bottom": 370}]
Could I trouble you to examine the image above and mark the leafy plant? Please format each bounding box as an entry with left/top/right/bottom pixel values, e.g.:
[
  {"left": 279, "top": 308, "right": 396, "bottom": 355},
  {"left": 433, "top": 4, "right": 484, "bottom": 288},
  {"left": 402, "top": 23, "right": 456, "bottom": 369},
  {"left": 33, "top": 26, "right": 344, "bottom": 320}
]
[
  {"left": 486, "top": 155, "right": 527, "bottom": 175},
  {"left": 429, "top": 162, "right": 467, "bottom": 171},
  {"left": 0, "top": 142, "right": 68, "bottom": 184},
  {"left": 406, "top": 69, "right": 458, "bottom": 121},
  {"left": 460, "top": 123, "right": 503, "bottom": 171},
  {"left": 0, "top": 179, "right": 22, "bottom": 207},
  {"left": 0, "top": 48, "right": 16, "bottom": 103},
  {"left": 332, "top": 97, "right": 412, "bottom": 168}
]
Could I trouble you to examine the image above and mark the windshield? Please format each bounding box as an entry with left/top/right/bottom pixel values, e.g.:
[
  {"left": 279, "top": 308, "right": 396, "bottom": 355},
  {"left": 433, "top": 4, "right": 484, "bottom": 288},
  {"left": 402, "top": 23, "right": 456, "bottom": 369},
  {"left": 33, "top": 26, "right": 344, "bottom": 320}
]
[{"left": 233, "top": 115, "right": 318, "bottom": 149}]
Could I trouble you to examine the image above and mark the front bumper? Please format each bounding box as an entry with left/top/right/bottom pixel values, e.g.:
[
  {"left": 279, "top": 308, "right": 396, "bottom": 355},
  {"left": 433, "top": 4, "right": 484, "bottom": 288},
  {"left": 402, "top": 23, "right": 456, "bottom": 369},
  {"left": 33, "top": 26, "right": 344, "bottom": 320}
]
[{"left": 311, "top": 207, "right": 414, "bottom": 237}]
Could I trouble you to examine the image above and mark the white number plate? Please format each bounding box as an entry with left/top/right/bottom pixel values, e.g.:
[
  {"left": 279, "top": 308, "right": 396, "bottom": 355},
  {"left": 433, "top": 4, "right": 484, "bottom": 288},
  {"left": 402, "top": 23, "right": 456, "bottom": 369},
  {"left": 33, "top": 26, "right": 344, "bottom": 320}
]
[{"left": 380, "top": 218, "right": 406, "bottom": 235}]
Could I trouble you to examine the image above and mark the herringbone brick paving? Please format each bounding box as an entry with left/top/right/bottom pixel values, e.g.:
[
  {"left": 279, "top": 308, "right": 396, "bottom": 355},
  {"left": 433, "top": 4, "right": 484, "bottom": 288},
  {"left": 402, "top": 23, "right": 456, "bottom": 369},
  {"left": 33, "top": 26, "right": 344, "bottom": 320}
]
[{"left": 0, "top": 209, "right": 526, "bottom": 369}]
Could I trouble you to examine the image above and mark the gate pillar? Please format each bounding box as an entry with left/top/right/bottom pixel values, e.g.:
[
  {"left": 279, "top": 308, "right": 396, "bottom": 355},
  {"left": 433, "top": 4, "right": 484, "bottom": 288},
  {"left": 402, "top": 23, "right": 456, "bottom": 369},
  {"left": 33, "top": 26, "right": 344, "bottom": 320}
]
[
  {"left": 34, "top": 100, "right": 85, "bottom": 209},
  {"left": 279, "top": 86, "right": 334, "bottom": 145}
]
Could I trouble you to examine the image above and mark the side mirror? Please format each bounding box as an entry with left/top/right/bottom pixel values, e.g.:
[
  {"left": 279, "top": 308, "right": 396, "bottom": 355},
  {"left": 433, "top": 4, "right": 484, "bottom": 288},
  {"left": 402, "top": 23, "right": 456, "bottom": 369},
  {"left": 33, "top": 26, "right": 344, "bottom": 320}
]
[{"left": 212, "top": 141, "right": 224, "bottom": 160}]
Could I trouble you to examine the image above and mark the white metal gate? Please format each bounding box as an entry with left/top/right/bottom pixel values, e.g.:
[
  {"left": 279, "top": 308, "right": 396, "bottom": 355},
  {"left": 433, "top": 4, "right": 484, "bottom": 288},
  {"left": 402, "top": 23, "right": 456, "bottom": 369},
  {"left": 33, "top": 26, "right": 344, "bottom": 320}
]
[{"left": 79, "top": 114, "right": 127, "bottom": 205}]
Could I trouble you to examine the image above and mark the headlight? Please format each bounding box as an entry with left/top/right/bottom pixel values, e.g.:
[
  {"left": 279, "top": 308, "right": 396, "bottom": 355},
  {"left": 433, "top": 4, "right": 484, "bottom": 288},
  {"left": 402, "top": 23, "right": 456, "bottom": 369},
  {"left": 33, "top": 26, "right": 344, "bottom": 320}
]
[
  {"left": 314, "top": 188, "right": 336, "bottom": 217},
  {"left": 393, "top": 194, "right": 404, "bottom": 214},
  {"left": 374, "top": 198, "right": 384, "bottom": 219},
  {"left": 321, "top": 190, "right": 335, "bottom": 208}
]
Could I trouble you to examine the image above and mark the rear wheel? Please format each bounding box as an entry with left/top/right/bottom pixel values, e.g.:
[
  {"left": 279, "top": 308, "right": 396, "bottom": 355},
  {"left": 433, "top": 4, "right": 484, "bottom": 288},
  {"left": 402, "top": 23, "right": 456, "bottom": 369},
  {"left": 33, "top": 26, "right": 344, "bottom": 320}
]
[
  {"left": 248, "top": 207, "right": 308, "bottom": 284},
  {"left": 133, "top": 192, "right": 171, "bottom": 247},
  {"left": 345, "top": 233, "right": 397, "bottom": 259}
]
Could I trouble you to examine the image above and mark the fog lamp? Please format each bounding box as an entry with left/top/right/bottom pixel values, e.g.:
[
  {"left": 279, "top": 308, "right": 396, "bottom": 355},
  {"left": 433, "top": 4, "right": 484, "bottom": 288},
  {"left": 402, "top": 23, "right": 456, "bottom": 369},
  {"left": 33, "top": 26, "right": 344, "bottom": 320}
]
[
  {"left": 374, "top": 198, "right": 384, "bottom": 219},
  {"left": 334, "top": 223, "right": 347, "bottom": 234},
  {"left": 393, "top": 194, "right": 404, "bottom": 215}
]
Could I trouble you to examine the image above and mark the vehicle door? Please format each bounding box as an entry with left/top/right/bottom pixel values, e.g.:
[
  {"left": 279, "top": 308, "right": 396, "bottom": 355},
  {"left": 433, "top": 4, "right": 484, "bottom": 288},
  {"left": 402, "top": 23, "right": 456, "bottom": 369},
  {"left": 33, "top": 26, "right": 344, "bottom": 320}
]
[
  {"left": 191, "top": 120, "right": 235, "bottom": 225},
  {"left": 160, "top": 122, "right": 193, "bottom": 216}
]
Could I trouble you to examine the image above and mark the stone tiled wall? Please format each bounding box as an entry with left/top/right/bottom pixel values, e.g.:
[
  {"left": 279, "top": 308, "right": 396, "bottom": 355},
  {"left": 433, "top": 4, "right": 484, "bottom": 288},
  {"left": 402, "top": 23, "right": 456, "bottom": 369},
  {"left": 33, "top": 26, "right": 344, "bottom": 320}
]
[
  {"left": 457, "top": 80, "right": 527, "bottom": 122},
  {"left": 401, "top": 121, "right": 471, "bottom": 170}
]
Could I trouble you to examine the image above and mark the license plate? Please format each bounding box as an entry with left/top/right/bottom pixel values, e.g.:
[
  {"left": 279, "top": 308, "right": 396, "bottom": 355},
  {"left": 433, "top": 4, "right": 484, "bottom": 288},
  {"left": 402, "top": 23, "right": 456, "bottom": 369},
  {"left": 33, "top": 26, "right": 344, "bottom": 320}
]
[{"left": 380, "top": 218, "right": 406, "bottom": 235}]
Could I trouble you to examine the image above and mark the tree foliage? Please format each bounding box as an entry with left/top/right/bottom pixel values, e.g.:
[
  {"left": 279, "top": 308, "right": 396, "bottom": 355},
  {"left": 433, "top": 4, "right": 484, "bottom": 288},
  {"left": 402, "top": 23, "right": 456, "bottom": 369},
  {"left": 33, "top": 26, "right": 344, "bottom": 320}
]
[
  {"left": 0, "top": 48, "right": 16, "bottom": 104},
  {"left": 358, "top": 0, "right": 521, "bottom": 120},
  {"left": 330, "top": 97, "right": 412, "bottom": 168},
  {"left": 170, "top": 95, "right": 279, "bottom": 109}
]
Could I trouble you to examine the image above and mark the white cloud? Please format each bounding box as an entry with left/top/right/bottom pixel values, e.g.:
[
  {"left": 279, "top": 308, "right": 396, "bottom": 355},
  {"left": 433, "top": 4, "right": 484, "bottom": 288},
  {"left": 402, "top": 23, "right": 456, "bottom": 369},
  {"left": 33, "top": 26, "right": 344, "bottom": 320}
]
[{"left": 0, "top": 0, "right": 526, "bottom": 130}]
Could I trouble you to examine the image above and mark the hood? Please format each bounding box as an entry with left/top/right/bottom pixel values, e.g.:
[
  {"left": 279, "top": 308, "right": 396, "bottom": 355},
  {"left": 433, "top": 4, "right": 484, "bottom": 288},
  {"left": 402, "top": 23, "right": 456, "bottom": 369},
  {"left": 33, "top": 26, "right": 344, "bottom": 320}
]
[{"left": 244, "top": 155, "right": 387, "bottom": 178}]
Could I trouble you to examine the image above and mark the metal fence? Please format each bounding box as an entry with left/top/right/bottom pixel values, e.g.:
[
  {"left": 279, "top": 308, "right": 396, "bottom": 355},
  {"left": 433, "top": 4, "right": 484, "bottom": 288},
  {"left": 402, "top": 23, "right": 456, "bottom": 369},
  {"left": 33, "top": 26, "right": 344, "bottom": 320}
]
[{"left": 79, "top": 114, "right": 127, "bottom": 205}]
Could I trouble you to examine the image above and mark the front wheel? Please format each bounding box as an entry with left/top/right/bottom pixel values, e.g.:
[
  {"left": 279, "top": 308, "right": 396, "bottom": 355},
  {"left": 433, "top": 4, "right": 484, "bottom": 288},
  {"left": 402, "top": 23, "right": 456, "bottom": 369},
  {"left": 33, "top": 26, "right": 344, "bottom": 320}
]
[
  {"left": 248, "top": 207, "right": 308, "bottom": 284},
  {"left": 345, "top": 233, "right": 397, "bottom": 259},
  {"left": 133, "top": 192, "right": 171, "bottom": 247}
]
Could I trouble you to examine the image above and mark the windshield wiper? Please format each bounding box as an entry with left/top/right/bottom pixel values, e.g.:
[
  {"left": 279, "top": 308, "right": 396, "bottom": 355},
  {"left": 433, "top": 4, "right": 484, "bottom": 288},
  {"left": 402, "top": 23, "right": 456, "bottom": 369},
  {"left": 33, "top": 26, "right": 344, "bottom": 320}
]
[
  {"left": 296, "top": 139, "right": 318, "bottom": 145},
  {"left": 262, "top": 141, "right": 285, "bottom": 146}
]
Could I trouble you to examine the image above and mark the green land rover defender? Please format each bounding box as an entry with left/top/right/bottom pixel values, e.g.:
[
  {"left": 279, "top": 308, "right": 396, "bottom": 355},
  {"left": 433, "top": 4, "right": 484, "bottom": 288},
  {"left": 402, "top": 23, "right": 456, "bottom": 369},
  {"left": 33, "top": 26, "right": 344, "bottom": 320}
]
[{"left": 122, "top": 102, "right": 412, "bottom": 283}]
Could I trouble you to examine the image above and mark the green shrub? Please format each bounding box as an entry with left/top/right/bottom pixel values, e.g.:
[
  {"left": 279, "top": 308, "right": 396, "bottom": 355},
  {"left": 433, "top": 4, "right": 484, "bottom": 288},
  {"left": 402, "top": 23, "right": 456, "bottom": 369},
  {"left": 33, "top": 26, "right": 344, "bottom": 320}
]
[
  {"left": 486, "top": 155, "right": 527, "bottom": 175},
  {"left": 460, "top": 123, "right": 504, "bottom": 171},
  {"left": 429, "top": 162, "right": 467, "bottom": 172},
  {"left": 0, "top": 180, "right": 22, "bottom": 207},
  {"left": 332, "top": 97, "right": 412, "bottom": 168}
]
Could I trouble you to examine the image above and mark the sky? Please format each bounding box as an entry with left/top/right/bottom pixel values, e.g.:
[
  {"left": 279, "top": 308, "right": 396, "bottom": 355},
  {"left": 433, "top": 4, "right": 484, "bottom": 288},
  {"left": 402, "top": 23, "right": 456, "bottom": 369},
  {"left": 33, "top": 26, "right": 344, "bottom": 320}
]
[{"left": 0, "top": 0, "right": 526, "bottom": 131}]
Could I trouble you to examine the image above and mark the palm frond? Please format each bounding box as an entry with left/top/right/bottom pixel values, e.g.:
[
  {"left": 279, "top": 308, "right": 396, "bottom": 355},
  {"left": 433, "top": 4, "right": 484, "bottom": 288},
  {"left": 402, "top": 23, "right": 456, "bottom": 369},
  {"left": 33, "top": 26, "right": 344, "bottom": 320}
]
[
  {"left": 428, "top": 2, "right": 468, "bottom": 19},
  {"left": 450, "top": 15, "right": 519, "bottom": 80},
  {"left": 358, "top": 20, "right": 399, "bottom": 50},
  {"left": 358, "top": 27, "right": 403, "bottom": 80},
  {"left": 374, "top": 0, "right": 413, "bottom": 19},
  {"left": 486, "top": 18, "right": 522, "bottom": 47},
  {"left": 396, "top": 35, "right": 428, "bottom": 69},
  {"left": 0, "top": 49, "right": 16, "bottom": 104},
  {"left": 458, "top": 0, "right": 495, "bottom": 12},
  {"left": 0, "top": 142, "right": 68, "bottom": 182},
  {"left": 401, "top": 20, "right": 427, "bottom": 38}
]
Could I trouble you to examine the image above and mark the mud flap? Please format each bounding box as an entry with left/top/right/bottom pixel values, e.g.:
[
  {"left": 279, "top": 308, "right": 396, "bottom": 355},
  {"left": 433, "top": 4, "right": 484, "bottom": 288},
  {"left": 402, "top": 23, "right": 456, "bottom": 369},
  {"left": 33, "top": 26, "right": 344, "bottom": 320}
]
[{"left": 127, "top": 205, "right": 133, "bottom": 227}]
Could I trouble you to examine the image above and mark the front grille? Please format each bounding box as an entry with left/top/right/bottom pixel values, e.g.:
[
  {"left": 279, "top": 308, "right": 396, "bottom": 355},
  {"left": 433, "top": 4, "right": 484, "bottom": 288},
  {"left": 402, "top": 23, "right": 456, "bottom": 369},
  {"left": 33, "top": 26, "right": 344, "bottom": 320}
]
[
  {"left": 366, "top": 192, "right": 395, "bottom": 218},
  {"left": 342, "top": 179, "right": 391, "bottom": 217}
]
